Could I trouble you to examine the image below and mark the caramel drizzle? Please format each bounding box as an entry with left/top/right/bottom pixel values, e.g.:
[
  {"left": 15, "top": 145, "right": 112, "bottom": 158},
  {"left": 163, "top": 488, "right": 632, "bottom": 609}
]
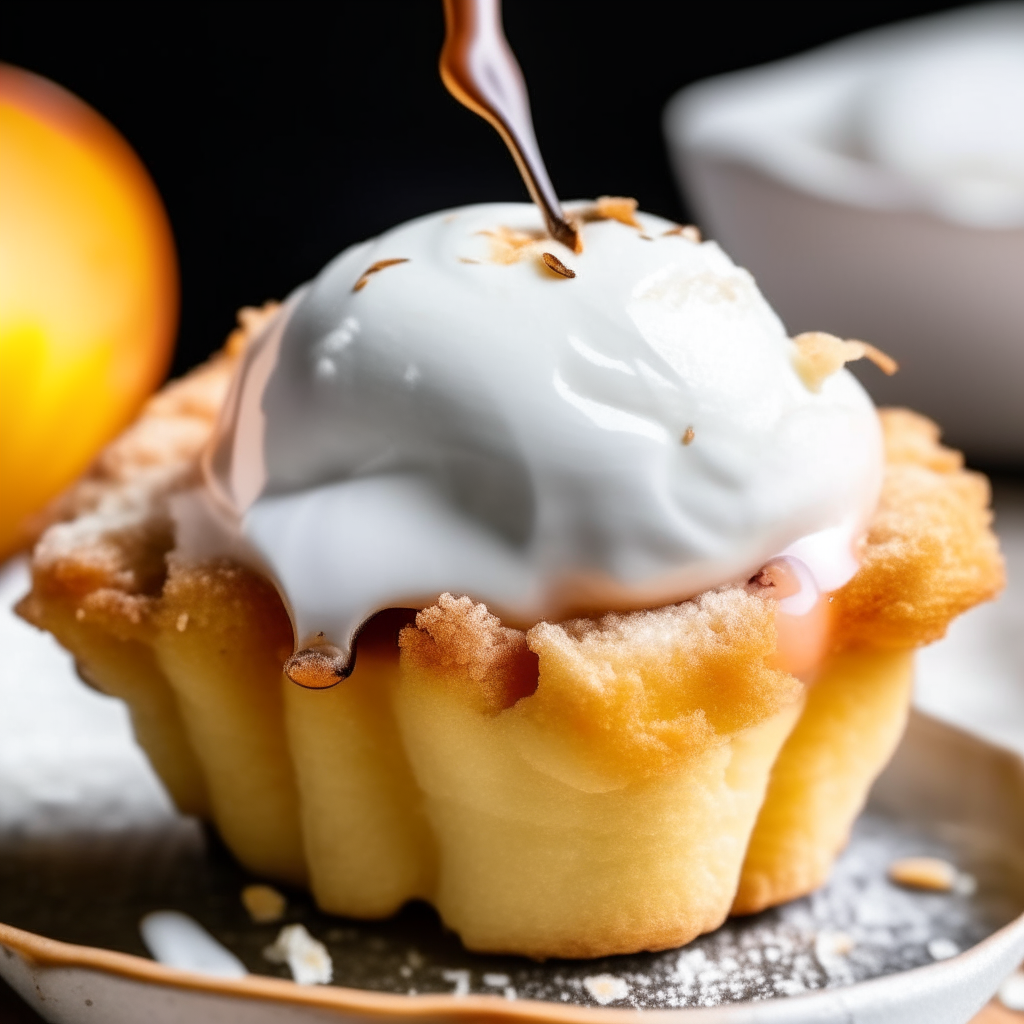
[
  {"left": 285, "top": 635, "right": 350, "bottom": 688},
  {"left": 440, "top": 0, "right": 581, "bottom": 253}
]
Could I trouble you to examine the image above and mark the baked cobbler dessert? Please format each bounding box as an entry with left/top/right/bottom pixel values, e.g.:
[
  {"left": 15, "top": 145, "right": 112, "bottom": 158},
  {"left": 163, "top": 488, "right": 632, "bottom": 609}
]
[{"left": 18, "top": 202, "right": 1003, "bottom": 958}]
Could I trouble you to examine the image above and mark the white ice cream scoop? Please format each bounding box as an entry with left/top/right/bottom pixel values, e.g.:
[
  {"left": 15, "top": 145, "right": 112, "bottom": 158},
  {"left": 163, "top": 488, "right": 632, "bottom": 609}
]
[{"left": 184, "top": 201, "right": 882, "bottom": 664}]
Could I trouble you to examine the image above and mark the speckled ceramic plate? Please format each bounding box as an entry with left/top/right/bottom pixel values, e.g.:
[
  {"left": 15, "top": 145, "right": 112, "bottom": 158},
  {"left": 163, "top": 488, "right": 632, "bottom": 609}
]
[{"left": 2, "top": 711, "right": 1023, "bottom": 1024}]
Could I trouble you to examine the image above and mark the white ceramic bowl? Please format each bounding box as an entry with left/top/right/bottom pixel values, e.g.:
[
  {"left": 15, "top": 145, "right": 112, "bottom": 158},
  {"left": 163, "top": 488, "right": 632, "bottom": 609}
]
[{"left": 664, "top": 3, "right": 1024, "bottom": 463}]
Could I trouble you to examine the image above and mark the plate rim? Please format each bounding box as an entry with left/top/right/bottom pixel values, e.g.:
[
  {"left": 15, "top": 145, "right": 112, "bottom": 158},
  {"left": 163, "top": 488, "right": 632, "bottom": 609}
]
[
  {"left": 3, "top": 709, "right": 1024, "bottom": 1021},
  {"left": 3, "top": 913, "right": 1024, "bottom": 1021}
]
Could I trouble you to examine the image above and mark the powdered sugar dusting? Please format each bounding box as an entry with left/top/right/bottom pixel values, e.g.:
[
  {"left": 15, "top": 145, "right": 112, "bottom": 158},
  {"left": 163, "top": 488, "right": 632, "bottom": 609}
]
[
  {"left": 2, "top": 811, "right": 1017, "bottom": 1010},
  {"left": 262, "top": 812, "right": 1011, "bottom": 1009},
  {"left": 366, "top": 813, "right": 1009, "bottom": 1008}
]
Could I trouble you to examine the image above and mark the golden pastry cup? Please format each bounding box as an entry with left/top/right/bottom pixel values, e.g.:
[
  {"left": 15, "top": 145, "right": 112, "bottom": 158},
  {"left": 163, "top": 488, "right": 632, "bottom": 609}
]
[{"left": 17, "top": 311, "right": 1004, "bottom": 958}]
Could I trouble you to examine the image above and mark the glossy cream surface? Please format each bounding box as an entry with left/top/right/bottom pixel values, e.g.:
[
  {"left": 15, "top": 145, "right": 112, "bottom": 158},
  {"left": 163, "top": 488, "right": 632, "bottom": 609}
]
[{"left": 195, "top": 203, "right": 883, "bottom": 657}]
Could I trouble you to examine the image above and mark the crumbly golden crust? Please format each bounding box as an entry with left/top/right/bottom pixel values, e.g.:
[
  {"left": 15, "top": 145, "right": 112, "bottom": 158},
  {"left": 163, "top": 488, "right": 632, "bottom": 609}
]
[
  {"left": 18, "top": 304, "right": 277, "bottom": 636},
  {"left": 400, "top": 593, "right": 538, "bottom": 712},
  {"left": 402, "top": 587, "right": 802, "bottom": 783},
  {"left": 519, "top": 588, "right": 801, "bottom": 781},
  {"left": 791, "top": 332, "right": 898, "bottom": 392},
  {"left": 830, "top": 408, "right": 1004, "bottom": 651}
]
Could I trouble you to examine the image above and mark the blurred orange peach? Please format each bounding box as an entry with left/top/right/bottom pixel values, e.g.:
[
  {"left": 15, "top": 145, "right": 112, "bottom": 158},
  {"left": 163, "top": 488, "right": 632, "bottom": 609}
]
[{"left": 0, "top": 64, "right": 178, "bottom": 560}]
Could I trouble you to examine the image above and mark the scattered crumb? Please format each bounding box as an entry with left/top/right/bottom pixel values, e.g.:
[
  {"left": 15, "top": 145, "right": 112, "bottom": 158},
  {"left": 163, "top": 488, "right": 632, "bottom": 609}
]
[
  {"left": 226, "top": 302, "right": 281, "bottom": 357},
  {"left": 999, "top": 970, "right": 1024, "bottom": 1010},
  {"left": 457, "top": 257, "right": 480, "bottom": 264},
  {"left": 504, "top": 987, "right": 518, "bottom": 1000},
  {"left": 583, "top": 974, "right": 630, "bottom": 1005},
  {"left": 175, "top": 612, "right": 189, "bottom": 632},
  {"left": 241, "top": 883, "right": 286, "bottom": 923},
  {"left": 639, "top": 234, "right": 654, "bottom": 241},
  {"left": 442, "top": 969, "right": 471, "bottom": 997},
  {"left": 664, "top": 224, "right": 701, "bottom": 242},
  {"left": 541, "top": 252, "right": 576, "bottom": 278},
  {"left": 483, "top": 973, "right": 510, "bottom": 987},
  {"left": 352, "top": 258, "right": 410, "bottom": 293},
  {"left": 815, "top": 929, "right": 855, "bottom": 959},
  {"left": 792, "top": 331, "right": 898, "bottom": 392},
  {"left": 399, "top": 964, "right": 413, "bottom": 978},
  {"left": 75, "top": 607, "right": 86, "bottom": 621},
  {"left": 682, "top": 426, "right": 695, "bottom": 446},
  {"left": 888, "top": 856, "right": 959, "bottom": 892},
  {"left": 926, "top": 937, "right": 960, "bottom": 961},
  {"left": 263, "top": 924, "right": 333, "bottom": 985}
]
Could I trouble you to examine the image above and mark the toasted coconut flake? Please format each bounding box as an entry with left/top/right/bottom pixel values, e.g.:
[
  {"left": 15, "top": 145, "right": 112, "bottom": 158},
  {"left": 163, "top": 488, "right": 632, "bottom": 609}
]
[
  {"left": 682, "top": 426, "right": 695, "bottom": 446},
  {"left": 479, "top": 225, "right": 546, "bottom": 265},
  {"left": 263, "top": 924, "right": 333, "bottom": 985},
  {"left": 541, "top": 252, "right": 576, "bottom": 279},
  {"left": 352, "top": 258, "right": 410, "bottom": 292},
  {"left": 664, "top": 224, "right": 701, "bottom": 242},
  {"left": 242, "top": 883, "right": 286, "bottom": 923},
  {"left": 593, "top": 196, "right": 641, "bottom": 228},
  {"left": 888, "top": 856, "right": 958, "bottom": 891},
  {"left": 792, "top": 332, "right": 899, "bottom": 392},
  {"left": 457, "top": 257, "right": 480, "bottom": 264}
]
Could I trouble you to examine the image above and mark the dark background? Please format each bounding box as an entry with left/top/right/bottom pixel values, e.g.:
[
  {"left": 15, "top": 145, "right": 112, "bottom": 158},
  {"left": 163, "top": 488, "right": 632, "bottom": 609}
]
[{"left": 4, "top": 0, "right": 972, "bottom": 380}]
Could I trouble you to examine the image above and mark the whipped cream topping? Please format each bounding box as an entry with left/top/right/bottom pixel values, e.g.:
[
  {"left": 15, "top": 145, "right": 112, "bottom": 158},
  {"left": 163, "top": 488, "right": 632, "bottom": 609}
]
[{"left": 191, "top": 203, "right": 883, "bottom": 660}]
